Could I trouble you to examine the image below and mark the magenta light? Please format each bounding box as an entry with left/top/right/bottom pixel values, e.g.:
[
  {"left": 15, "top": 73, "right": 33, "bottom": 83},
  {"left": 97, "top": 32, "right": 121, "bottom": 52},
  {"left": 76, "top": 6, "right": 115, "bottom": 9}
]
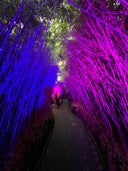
[
  {"left": 52, "top": 84, "right": 62, "bottom": 96},
  {"left": 66, "top": 0, "right": 128, "bottom": 163},
  {"left": 67, "top": 0, "right": 128, "bottom": 39}
]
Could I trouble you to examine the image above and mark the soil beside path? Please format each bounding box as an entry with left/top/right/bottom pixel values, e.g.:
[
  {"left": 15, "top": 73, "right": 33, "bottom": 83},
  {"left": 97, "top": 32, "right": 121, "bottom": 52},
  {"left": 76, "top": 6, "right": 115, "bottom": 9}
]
[{"left": 36, "top": 99, "right": 103, "bottom": 171}]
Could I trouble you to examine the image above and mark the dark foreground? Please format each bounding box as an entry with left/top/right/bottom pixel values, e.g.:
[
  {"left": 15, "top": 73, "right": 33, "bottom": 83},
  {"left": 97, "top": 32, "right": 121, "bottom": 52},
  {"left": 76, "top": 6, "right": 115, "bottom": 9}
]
[{"left": 35, "top": 99, "right": 103, "bottom": 171}]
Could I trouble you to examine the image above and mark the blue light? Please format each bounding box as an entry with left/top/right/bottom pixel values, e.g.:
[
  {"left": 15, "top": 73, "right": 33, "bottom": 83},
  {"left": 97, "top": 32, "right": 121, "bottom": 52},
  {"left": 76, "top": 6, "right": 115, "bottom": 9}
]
[{"left": 0, "top": 22, "right": 57, "bottom": 150}]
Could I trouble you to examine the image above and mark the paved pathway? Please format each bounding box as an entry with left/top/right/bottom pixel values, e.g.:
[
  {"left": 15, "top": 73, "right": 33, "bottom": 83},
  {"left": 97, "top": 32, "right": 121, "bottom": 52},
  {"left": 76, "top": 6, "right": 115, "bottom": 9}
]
[{"left": 37, "top": 99, "right": 103, "bottom": 171}]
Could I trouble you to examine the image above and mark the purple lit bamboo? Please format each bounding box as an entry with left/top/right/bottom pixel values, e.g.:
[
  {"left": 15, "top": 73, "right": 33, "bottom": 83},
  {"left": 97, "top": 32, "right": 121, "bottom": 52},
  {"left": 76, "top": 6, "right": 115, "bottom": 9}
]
[{"left": 66, "top": 0, "right": 128, "bottom": 166}]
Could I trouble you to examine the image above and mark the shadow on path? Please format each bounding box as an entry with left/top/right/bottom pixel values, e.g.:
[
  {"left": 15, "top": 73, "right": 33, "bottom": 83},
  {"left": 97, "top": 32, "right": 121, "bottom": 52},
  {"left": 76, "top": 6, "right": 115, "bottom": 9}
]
[{"left": 36, "top": 99, "right": 103, "bottom": 171}]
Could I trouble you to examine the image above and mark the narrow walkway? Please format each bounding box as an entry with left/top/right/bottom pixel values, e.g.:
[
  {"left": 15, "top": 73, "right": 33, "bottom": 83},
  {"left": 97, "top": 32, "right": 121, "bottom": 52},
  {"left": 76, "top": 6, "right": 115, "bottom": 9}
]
[{"left": 37, "top": 99, "right": 103, "bottom": 171}]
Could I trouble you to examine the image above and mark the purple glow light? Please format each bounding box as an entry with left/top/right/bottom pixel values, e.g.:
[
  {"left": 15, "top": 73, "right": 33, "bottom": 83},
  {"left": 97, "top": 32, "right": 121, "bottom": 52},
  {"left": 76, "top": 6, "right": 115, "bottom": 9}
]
[
  {"left": 65, "top": 0, "right": 128, "bottom": 168},
  {"left": 52, "top": 84, "right": 62, "bottom": 96},
  {"left": 67, "top": 0, "right": 128, "bottom": 39}
]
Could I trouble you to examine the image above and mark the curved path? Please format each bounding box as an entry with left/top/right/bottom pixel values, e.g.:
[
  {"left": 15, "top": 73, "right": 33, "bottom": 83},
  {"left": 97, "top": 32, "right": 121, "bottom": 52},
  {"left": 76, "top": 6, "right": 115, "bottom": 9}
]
[{"left": 37, "top": 99, "right": 103, "bottom": 171}]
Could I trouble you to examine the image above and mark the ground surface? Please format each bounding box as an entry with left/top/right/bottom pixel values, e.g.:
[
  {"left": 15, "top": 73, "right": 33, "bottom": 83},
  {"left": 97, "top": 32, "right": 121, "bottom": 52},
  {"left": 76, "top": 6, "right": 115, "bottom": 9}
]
[{"left": 36, "top": 99, "right": 103, "bottom": 171}]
